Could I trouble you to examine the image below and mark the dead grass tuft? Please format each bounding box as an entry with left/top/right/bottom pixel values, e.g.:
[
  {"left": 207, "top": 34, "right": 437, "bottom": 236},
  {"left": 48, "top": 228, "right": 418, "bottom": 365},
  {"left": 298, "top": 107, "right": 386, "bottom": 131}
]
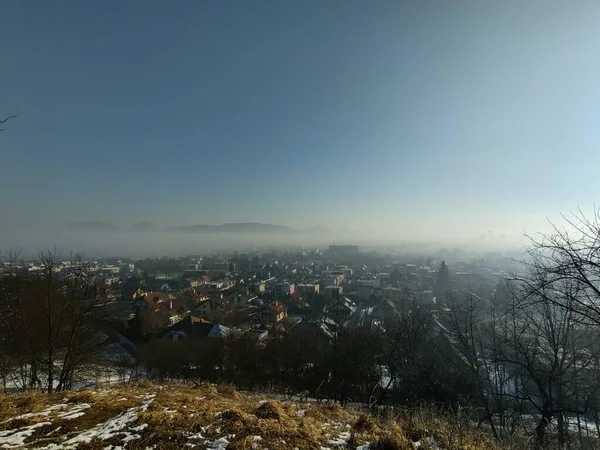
[
  {"left": 12, "top": 391, "right": 49, "bottom": 412},
  {"left": 64, "top": 389, "right": 96, "bottom": 404},
  {"left": 0, "top": 394, "right": 14, "bottom": 421},
  {"left": 354, "top": 413, "right": 378, "bottom": 433},
  {"left": 372, "top": 428, "right": 413, "bottom": 450},
  {"left": 216, "top": 383, "right": 240, "bottom": 399},
  {"left": 203, "top": 383, "right": 219, "bottom": 396},
  {"left": 131, "top": 378, "right": 154, "bottom": 389},
  {"left": 220, "top": 408, "right": 247, "bottom": 422},
  {"left": 255, "top": 401, "right": 286, "bottom": 420}
]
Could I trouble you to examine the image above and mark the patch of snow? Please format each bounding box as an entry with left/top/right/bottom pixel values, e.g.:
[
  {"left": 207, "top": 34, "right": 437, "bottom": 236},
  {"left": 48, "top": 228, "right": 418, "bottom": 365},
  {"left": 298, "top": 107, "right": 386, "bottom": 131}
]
[
  {"left": 252, "top": 436, "right": 263, "bottom": 441},
  {"left": 412, "top": 437, "right": 439, "bottom": 449},
  {"left": 0, "top": 421, "right": 51, "bottom": 448},
  {"left": 207, "top": 437, "right": 229, "bottom": 450},
  {"left": 2, "top": 402, "right": 91, "bottom": 426},
  {"left": 296, "top": 409, "right": 306, "bottom": 417},
  {"left": 123, "top": 433, "right": 142, "bottom": 443},
  {"left": 1, "top": 404, "right": 65, "bottom": 423},
  {"left": 58, "top": 403, "right": 91, "bottom": 420},
  {"left": 130, "top": 424, "right": 148, "bottom": 432},
  {"left": 53, "top": 393, "right": 155, "bottom": 448},
  {"left": 328, "top": 431, "right": 351, "bottom": 446},
  {"left": 356, "top": 445, "right": 370, "bottom": 450},
  {"left": 188, "top": 432, "right": 205, "bottom": 440}
]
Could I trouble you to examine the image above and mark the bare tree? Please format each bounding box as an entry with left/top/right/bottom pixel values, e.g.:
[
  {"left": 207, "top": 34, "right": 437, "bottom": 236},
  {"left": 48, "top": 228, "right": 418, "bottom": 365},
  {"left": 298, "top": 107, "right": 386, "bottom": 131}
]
[
  {"left": 0, "top": 249, "right": 113, "bottom": 392},
  {"left": 521, "top": 208, "right": 600, "bottom": 327},
  {"left": 447, "top": 275, "right": 600, "bottom": 448},
  {"left": 446, "top": 290, "right": 512, "bottom": 442},
  {"left": 0, "top": 114, "right": 17, "bottom": 132}
]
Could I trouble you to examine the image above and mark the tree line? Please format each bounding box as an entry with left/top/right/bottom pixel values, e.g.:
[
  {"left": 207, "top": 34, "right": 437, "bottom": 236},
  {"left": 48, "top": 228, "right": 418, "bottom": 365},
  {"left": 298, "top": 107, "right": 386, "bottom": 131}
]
[{"left": 0, "top": 250, "right": 115, "bottom": 393}]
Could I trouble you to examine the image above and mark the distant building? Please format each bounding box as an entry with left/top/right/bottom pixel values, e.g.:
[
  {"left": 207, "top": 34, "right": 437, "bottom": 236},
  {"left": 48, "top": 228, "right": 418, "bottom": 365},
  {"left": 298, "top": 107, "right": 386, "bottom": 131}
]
[
  {"left": 357, "top": 278, "right": 380, "bottom": 301},
  {"left": 228, "top": 288, "right": 258, "bottom": 308},
  {"left": 274, "top": 282, "right": 295, "bottom": 298},
  {"left": 328, "top": 245, "right": 359, "bottom": 259},
  {"left": 327, "top": 296, "right": 356, "bottom": 320},
  {"left": 323, "top": 274, "right": 344, "bottom": 286},
  {"left": 291, "top": 319, "right": 335, "bottom": 346},
  {"left": 163, "top": 316, "right": 230, "bottom": 340},
  {"left": 260, "top": 301, "right": 288, "bottom": 326},
  {"left": 247, "top": 327, "right": 269, "bottom": 343},
  {"left": 105, "top": 276, "right": 120, "bottom": 286},
  {"left": 296, "top": 283, "right": 320, "bottom": 296},
  {"left": 372, "top": 298, "right": 399, "bottom": 320},
  {"left": 382, "top": 287, "right": 405, "bottom": 304},
  {"left": 323, "top": 285, "right": 343, "bottom": 300}
]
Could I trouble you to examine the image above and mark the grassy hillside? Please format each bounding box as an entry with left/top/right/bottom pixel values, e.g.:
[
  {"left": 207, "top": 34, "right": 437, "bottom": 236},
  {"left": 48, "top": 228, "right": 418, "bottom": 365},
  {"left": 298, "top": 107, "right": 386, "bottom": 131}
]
[{"left": 0, "top": 382, "right": 511, "bottom": 450}]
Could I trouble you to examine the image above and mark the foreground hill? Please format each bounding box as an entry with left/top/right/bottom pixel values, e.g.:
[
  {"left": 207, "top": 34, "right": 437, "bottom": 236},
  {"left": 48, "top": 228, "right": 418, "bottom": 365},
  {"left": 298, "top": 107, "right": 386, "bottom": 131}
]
[{"left": 0, "top": 383, "right": 507, "bottom": 450}]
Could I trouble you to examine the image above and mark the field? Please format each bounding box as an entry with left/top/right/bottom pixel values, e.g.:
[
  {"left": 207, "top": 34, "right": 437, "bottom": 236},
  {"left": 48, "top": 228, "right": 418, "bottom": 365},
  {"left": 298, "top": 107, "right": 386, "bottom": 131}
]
[{"left": 0, "top": 382, "right": 510, "bottom": 450}]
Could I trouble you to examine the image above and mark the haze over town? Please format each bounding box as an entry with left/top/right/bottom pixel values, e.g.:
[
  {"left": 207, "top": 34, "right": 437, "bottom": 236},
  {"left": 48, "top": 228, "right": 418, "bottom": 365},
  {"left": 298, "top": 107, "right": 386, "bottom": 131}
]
[{"left": 3, "top": 3, "right": 600, "bottom": 449}]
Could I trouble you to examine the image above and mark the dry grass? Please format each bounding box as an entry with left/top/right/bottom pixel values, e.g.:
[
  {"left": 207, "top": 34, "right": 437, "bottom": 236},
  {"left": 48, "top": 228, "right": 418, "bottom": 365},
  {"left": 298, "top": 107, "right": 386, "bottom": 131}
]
[
  {"left": 372, "top": 427, "right": 413, "bottom": 450},
  {"left": 0, "top": 383, "right": 521, "bottom": 450},
  {"left": 354, "top": 413, "right": 379, "bottom": 433},
  {"left": 254, "top": 401, "right": 286, "bottom": 420},
  {"left": 216, "top": 383, "right": 241, "bottom": 399}
]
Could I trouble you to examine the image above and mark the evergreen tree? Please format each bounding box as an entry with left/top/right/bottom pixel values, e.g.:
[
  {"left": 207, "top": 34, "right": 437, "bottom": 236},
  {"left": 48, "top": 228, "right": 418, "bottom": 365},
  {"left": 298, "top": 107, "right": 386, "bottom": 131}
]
[{"left": 435, "top": 261, "right": 449, "bottom": 298}]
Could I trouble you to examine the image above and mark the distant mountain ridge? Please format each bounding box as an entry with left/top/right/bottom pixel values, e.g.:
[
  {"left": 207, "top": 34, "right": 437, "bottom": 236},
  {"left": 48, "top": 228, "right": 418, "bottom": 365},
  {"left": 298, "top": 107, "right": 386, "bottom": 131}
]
[
  {"left": 177, "top": 222, "right": 294, "bottom": 233},
  {"left": 62, "top": 221, "right": 330, "bottom": 234}
]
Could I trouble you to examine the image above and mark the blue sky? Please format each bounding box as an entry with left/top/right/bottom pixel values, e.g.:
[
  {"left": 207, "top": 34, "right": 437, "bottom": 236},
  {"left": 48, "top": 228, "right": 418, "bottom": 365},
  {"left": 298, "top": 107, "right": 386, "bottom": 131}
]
[{"left": 2, "top": 1, "right": 600, "bottom": 240}]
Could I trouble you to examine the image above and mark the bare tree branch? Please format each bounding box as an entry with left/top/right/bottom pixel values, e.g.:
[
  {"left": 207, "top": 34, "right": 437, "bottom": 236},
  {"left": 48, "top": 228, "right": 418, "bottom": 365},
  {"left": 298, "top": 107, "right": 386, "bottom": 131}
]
[{"left": 0, "top": 114, "right": 18, "bottom": 131}]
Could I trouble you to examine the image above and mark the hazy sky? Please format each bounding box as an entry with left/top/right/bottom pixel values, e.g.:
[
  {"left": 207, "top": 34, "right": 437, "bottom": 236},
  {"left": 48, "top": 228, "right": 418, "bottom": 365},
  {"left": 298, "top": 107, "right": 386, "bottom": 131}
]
[{"left": 2, "top": 1, "right": 600, "bottom": 241}]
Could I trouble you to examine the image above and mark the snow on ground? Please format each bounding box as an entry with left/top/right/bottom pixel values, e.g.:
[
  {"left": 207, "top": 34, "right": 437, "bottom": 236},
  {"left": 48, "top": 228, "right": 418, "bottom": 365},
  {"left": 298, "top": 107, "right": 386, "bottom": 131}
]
[
  {"left": 0, "top": 392, "right": 156, "bottom": 449},
  {"left": 1, "top": 402, "right": 92, "bottom": 426},
  {"left": 56, "top": 403, "right": 91, "bottom": 420},
  {"left": 56, "top": 393, "right": 155, "bottom": 448},
  {"left": 413, "top": 437, "right": 440, "bottom": 449},
  {"left": 0, "top": 422, "right": 52, "bottom": 449},
  {"left": 130, "top": 423, "right": 148, "bottom": 432},
  {"left": 1, "top": 405, "right": 66, "bottom": 424},
  {"left": 328, "top": 431, "right": 351, "bottom": 446},
  {"left": 207, "top": 436, "right": 230, "bottom": 450}
]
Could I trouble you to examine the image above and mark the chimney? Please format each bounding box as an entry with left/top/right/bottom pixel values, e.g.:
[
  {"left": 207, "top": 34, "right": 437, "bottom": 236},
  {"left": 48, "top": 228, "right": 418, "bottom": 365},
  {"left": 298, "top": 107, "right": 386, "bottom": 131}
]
[{"left": 170, "top": 300, "right": 173, "bottom": 310}]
